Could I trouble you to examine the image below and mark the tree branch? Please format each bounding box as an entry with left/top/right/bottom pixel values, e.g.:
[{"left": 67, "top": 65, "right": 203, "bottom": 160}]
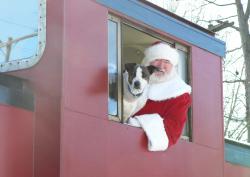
[
  {"left": 245, "top": 0, "right": 250, "bottom": 19},
  {"left": 198, "top": 15, "right": 238, "bottom": 23},
  {"left": 225, "top": 115, "right": 246, "bottom": 122},
  {"left": 191, "top": 2, "right": 210, "bottom": 12},
  {"left": 235, "top": 0, "right": 245, "bottom": 19},
  {"left": 216, "top": 20, "right": 240, "bottom": 31},
  {"left": 204, "top": 0, "right": 236, "bottom": 6},
  {"left": 223, "top": 79, "right": 245, "bottom": 83},
  {"left": 212, "top": 15, "right": 238, "bottom": 21},
  {"left": 229, "top": 121, "right": 245, "bottom": 138},
  {"left": 229, "top": 25, "right": 240, "bottom": 31},
  {"left": 224, "top": 54, "right": 243, "bottom": 66},
  {"left": 224, "top": 66, "right": 244, "bottom": 134},
  {"left": 226, "top": 45, "right": 242, "bottom": 53},
  {"left": 236, "top": 125, "right": 248, "bottom": 140},
  {"left": 0, "top": 33, "right": 38, "bottom": 48}
]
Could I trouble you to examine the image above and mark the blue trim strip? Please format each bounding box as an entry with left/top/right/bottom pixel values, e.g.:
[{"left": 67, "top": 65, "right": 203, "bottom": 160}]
[
  {"left": 96, "top": 0, "right": 225, "bottom": 57},
  {"left": 225, "top": 140, "right": 250, "bottom": 168}
]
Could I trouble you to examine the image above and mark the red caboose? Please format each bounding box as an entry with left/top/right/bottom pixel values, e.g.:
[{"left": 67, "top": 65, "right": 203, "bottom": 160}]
[{"left": 0, "top": 0, "right": 249, "bottom": 177}]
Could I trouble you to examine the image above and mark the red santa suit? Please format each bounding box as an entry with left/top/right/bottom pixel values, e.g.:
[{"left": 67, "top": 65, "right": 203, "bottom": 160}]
[
  {"left": 131, "top": 75, "right": 191, "bottom": 150},
  {"left": 128, "top": 41, "right": 192, "bottom": 151}
]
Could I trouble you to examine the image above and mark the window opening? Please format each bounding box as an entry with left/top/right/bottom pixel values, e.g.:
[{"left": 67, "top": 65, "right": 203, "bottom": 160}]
[{"left": 108, "top": 15, "right": 191, "bottom": 138}]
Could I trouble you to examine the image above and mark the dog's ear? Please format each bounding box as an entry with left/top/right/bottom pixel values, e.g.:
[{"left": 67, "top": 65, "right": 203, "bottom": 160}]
[
  {"left": 124, "top": 63, "right": 137, "bottom": 72},
  {"left": 147, "top": 65, "right": 160, "bottom": 75}
]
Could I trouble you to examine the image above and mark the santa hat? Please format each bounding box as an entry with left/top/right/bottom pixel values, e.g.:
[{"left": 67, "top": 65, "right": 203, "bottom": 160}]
[{"left": 141, "top": 42, "right": 179, "bottom": 66}]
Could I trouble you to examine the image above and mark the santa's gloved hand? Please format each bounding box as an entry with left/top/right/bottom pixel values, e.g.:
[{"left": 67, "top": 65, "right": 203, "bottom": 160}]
[
  {"left": 135, "top": 114, "right": 169, "bottom": 151},
  {"left": 127, "top": 117, "right": 141, "bottom": 127}
]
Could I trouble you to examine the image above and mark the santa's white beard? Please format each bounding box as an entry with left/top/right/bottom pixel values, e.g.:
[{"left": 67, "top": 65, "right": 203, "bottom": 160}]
[{"left": 149, "top": 67, "right": 177, "bottom": 84}]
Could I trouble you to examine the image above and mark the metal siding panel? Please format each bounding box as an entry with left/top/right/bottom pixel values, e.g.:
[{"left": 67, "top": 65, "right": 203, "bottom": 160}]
[
  {"left": 224, "top": 162, "right": 250, "bottom": 177},
  {"left": 0, "top": 104, "right": 33, "bottom": 177},
  {"left": 191, "top": 46, "right": 224, "bottom": 149},
  {"left": 60, "top": 110, "right": 108, "bottom": 177},
  {"left": 61, "top": 108, "right": 224, "bottom": 177},
  {"left": 96, "top": 0, "right": 225, "bottom": 57},
  {"left": 33, "top": 94, "right": 61, "bottom": 177},
  {"left": 63, "top": 0, "right": 108, "bottom": 118},
  {"left": 8, "top": 0, "right": 63, "bottom": 176}
]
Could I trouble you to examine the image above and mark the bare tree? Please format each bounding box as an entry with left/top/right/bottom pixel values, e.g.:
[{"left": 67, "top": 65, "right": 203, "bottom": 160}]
[
  {"left": 197, "top": 0, "right": 250, "bottom": 143},
  {"left": 147, "top": 0, "right": 250, "bottom": 143},
  {"left": 185, "top": 0, "right": 250, "bottom": 143},
  {"left": 234, "top": 0, "right": 250, "bottom": 143}
]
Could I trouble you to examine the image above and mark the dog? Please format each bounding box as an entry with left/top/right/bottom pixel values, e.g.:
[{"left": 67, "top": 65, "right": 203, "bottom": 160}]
[{"left": 123, "top": 63, "right": 158, "bottom": 123}]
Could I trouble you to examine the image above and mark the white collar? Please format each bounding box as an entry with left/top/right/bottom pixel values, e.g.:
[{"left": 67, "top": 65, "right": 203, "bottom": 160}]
[{"left": 148, "top": 75, "right": 191, "bottom": 101}]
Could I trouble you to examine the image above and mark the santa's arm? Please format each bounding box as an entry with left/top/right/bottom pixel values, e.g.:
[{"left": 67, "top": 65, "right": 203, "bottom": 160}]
[
  {"left": 127, "top": 93, "right": 191, "bottom": 150},
  {"left": 163, "top": 93, "right": 191, "bottom": 147}
]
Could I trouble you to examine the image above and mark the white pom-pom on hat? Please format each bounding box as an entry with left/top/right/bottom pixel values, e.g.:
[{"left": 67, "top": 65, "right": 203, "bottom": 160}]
[{"left": 141, "top": 42, "right": 179, "bottom": 66}]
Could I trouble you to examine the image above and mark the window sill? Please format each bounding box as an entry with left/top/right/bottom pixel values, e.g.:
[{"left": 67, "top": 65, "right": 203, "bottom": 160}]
[{"left": 108, "top": 115, "right": 190, "bottom": 142}]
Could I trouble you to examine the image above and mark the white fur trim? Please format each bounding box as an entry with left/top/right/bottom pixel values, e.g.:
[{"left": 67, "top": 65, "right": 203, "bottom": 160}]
[
  {"left": 127, "top": 118, "right": 141, "bottom": 127},
  {"left": 142, "top": 43, "right": 179, "bottom": 66},
  {"left": 135, "top": 114, "right": 169, "bottom": 151},
  {"left": 148, "top": 75, "right": 191, "bottom": 101}
]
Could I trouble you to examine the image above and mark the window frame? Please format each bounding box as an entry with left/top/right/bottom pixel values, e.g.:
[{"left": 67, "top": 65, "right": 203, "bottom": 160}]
[
  {"left": 108, "top": 15, "right": 122, "bottom": 122},
  {"left": 0, "top": 0, "right": 46, "bottom": 73},
  {"left": 108, "top": 14, "right": 192, "bottom": 141}
]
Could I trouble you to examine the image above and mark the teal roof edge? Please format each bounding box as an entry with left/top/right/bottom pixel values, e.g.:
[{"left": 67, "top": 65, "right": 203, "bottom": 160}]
[{"left": 96, "top": 0, "right": 226, "bottom": 57}]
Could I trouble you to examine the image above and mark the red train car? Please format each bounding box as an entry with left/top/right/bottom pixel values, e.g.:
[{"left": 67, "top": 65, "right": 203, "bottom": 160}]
[{"left": 0, "top": 0, "right": 250, "bottom": 177}]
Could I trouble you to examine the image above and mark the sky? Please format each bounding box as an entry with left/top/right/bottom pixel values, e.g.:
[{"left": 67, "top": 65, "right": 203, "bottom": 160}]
[{"left": 0, "top": 0, "right": 38, "bottom": 63}]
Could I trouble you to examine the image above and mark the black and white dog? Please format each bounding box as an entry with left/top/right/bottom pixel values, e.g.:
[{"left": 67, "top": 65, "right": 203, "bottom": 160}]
[{"left": 123, "top": 63, "right": 158, "bottom": 123}]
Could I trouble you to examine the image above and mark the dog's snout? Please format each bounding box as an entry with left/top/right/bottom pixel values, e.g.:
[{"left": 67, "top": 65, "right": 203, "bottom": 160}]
[{"left": 134, "top": 81, "right": 141, "bottom": 89}]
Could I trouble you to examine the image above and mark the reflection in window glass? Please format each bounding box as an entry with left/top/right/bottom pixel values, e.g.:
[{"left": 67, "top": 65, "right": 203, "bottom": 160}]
[
  {"left": 0, "top": 0, "right": 38, "bottom": 63},
  {"left": 108, "top": 20, "right": 118, "bottom": 116}
]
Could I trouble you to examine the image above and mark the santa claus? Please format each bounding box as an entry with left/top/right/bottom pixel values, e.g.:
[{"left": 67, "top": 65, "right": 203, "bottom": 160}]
[{"left": 128, "top": 41, "right": 192, "bottom": 151}]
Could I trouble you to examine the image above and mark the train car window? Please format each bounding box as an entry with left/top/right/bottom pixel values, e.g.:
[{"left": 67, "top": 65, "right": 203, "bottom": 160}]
[
  {"left": 0, "top": 0, "right": 46, "bottom": 72},
  {"left": 108, "top": 15, "right": 191, "bottom": 138}
]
